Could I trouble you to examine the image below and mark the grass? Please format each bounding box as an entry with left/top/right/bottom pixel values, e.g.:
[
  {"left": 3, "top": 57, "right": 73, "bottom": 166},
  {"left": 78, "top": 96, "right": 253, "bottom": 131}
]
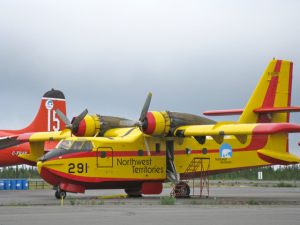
[
  {"left": 274, "top": 182, "right": 296, "bottom": 188},
  {"left": 160, "top": 196, "right": 176, "bottom": 205},
  {"left": 247, "top": 199, "right": 259, "bottom": 205}
]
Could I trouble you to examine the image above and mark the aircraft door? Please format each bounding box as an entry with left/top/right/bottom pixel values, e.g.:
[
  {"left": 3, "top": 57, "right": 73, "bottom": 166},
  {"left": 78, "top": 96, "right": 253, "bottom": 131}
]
[{"left": 97, "top": 147, "right": 113, "bottom": 168}]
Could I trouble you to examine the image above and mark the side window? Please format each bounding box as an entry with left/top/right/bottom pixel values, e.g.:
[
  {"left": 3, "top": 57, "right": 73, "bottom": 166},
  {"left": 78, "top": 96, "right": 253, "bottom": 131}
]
[
  {"left": 72, "top": 141, "right": 84, "bottom": 150},
  {"left": 82, "top": 141, "right": 93, "bottom": 152}
]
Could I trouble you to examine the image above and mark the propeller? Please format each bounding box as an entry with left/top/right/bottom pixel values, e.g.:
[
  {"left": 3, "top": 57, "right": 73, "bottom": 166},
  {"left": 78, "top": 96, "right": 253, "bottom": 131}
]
[
  {"left": 138, "top": 92, "right": 152, "bottom": 129},
  {"left": 56, "top": 109, "right": 88, "bottom": 134},
  {"left": 135, "top": 92, "right": 153, "bottom": 156}
]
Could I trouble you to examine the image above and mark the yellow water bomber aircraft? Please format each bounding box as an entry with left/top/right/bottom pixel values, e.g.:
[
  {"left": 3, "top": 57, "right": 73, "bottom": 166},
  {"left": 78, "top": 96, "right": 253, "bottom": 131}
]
[{"left": 17, "top": 59, "right": 300, "bottom": 199}]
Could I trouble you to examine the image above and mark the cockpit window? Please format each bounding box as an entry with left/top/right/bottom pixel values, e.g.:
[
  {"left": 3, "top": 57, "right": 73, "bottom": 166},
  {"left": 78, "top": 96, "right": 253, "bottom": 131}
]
[
  {"left": 55, "top": 140, "right": 93, "bottom": 152},
  {"left": 72, "top": 141, "right": 84, "bottom": 150},
  {"left": 82, "top": 141, "right": 93, "bottom": 151},
  {"left": 56, "top": 140, "right": 73, "bottom": 150}
]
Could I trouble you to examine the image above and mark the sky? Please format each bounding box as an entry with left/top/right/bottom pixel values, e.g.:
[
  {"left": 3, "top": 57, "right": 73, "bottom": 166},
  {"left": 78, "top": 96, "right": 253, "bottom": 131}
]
[{"left": 0, "top": 0, "right": 300, "bottom": 153}]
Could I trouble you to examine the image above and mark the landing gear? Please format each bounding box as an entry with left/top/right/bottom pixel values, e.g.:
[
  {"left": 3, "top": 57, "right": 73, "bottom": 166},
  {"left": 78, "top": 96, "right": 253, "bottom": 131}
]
[
  {"left": 173, "top": 182, "right": 190, "bottom": 198},
  {"left": 55, "top": 190, "right": 67, "bottom": 199},
  {"left": 125, "top": 187, "right": 142, "bottom": 198}
]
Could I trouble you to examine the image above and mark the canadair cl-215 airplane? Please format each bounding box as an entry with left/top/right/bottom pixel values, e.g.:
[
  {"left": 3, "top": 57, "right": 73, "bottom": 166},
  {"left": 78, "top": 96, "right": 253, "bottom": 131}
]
[
  {"left": 0, "top": 89, "right": 66, "bottom": 166},
  {"left": 17, "top": 59, "right": 300, "bottom": 198}
]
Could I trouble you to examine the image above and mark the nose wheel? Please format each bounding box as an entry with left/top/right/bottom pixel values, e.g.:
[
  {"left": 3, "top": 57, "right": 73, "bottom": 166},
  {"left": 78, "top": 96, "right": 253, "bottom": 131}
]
[{"left": 55, "top": 190, "right": 67, "bottom": 199}]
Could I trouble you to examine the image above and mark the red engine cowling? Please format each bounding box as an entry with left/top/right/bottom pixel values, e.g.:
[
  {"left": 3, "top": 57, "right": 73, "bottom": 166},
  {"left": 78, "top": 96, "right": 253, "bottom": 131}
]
[{"left": 142, "top": 111, "right": 215, "bottom": 136}]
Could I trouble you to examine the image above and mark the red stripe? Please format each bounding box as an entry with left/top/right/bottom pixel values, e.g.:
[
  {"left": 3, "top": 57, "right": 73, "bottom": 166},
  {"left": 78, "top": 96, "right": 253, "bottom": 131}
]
[
  {"left": 262, "top": 76, "right": 278, "bottom": 108},
  {"left": 257, "top": 60, "right": 281, "bottom": 123},
  {"left": 257, "top": 152, "right": 292, "bottom": 165},
  {"left": 252, "top": 123, "right": 300, "bottom": 134},
  {"left": 144, "top": 112, "right": 156, "bottom": 135},
  {"left": 274, "top": 60, "right": 282, "bottom": 73},
  {"left": 287, "top": 62, "right": 293, "bottom": 123}
]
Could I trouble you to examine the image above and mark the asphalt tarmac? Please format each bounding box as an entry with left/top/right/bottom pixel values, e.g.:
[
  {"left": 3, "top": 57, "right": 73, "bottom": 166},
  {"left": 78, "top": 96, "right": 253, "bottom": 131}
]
[
  {"left": 1, "top": 205, "right": 300, "bottom": 225},
  {"left": 1, "top": 186, "right": 300, "bottom": 225}
]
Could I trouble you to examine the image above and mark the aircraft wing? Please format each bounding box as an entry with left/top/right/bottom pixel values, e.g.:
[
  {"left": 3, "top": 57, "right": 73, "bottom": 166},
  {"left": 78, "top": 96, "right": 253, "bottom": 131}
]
[
  {"left": 0, "top": 135, "right": 25, "bottom": 150},
  {"left": 175, "top": 122, "right": 300, "bottom": 144},
  {"left": 17, "top": 130, "right": 71, "bottom": 165},
  {"left": 17, "top": 130, "right": 71, "bottom": 142}
]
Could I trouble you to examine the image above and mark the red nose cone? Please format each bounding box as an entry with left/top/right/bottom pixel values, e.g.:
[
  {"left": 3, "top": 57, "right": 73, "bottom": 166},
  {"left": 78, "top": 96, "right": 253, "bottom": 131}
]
[
  {"left": 75, "top": 119, "right": 87, "bottom": 136},
  {"left": 144, "top": 112, "right": 156, "bottom": 135}
]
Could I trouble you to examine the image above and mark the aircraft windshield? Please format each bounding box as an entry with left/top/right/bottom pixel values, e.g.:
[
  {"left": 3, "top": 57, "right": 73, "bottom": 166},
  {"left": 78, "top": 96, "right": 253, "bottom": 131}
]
[
  {"left": 56, "top": 140, "right": 93, "bottom": 152},
  {"left": 56, "top": 140, "right": 73, "bottom": 150}
]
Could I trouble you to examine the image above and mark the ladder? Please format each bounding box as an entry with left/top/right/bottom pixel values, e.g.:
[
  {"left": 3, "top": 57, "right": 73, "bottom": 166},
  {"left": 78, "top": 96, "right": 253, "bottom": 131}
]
[{"left": 171, "top": 157, "right": 210, "bottom": 197}]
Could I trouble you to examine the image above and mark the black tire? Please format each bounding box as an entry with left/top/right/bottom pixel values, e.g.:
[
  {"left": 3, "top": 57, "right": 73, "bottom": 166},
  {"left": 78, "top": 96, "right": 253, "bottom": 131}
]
[
  {"left": 55, "top": 190, "right": 67, "bottom": 199},
  {"left": 125, "top": 187, "right": 142, "bottom": 198},
  {"left": 175, "top": 182, "right": 190, "bottom": 198}
]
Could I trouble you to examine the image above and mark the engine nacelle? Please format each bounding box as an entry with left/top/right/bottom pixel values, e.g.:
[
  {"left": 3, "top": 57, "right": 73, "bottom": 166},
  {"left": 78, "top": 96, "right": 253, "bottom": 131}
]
[
  {"left": 142, "top": 111, "right": 215, "bottom": 136},
  {"left": 73, "top": 114, "right": 134, "bottom": 137}
]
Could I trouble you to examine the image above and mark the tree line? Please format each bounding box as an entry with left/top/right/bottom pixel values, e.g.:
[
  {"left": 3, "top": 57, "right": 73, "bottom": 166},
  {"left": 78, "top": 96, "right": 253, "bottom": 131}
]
[
  {"left": 0, "top": 167, "right": 39, "bottom": 179},
  {"left": 210, "top": 165, "right": 300, "bottom": 180}
]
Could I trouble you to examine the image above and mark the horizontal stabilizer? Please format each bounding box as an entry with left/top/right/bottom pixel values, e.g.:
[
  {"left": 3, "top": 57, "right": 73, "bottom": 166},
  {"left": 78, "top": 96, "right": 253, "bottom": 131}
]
[
  {"left": 204, "top": 106, "right": 300, "bottom": 116},
  {"left": 253, "top": 106, "right": 300, "bottom": 113},
  {"left": 203, "top": 109, "right": 243, "bottom": 116},
  {"left": 257, "top": 149, "right": 300, "bottom": 165}
]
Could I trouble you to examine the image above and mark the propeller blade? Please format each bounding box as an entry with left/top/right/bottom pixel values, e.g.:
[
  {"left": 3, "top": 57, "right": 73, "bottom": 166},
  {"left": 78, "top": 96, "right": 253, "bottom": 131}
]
[
  {"left": 72, "top": 109, "right": 88, "bottom": 132},
  {"left": 56, "top": 109, "right": 71, "bottom": 127},
  {"left": 139, "top": 92, "right": 152, "bottom": 123},
  {"left": 143, "top": 135, "right": 151, "bottom": 156}
]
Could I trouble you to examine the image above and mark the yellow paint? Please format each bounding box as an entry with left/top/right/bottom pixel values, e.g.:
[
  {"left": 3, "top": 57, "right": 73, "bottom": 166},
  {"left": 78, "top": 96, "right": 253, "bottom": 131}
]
[
  {"left": 239, "top": 59, "right": 292, "bottom": 123},
  {"left": 38, "top": 125, "right": 300, "bottom": 183},
  {"left": 83, "top": 115, "right": 97, "bottom": 136},
  {"left": 151, "top": 111, "right": 167, "bottom": 135}
]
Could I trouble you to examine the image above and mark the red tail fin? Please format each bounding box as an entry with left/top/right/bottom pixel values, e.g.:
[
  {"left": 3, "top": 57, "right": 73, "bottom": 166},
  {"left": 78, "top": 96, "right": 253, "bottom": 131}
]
[{"left": 19, "top": 89, "right": 67, "bottom": 133}]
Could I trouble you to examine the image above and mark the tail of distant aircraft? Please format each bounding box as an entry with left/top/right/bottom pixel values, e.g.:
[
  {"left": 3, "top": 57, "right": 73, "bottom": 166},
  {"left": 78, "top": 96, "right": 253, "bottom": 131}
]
[
  {"left": 17, "top": 88, "right": 66, "bottom": 133},
  {"left": 0, "top": 89, "right": 67, "bottom": 166},
  {"left": 239, "top": 59, "right": 293, "bottom": 123}
]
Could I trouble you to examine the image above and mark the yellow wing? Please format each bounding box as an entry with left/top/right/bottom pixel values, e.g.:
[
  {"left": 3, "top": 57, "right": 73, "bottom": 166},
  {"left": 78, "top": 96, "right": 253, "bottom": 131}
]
[
  {"left": 174, "top": 122, "right": 300, "bottom": 144},
  {"left": 18, "top": 129, "right": 71, "bottom": 165}
]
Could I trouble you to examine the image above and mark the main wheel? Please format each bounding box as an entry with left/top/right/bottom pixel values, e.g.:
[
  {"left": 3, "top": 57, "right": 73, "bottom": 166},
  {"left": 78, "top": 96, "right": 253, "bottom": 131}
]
[
  {"left": 125, "top": 187, "right": 142, "bottom": 198},
  {"left": 174, "top": 182, "right": 190, "bottom": 198},
  {"left": 55, "top": 190, "right": 67, "bottom": 199}
]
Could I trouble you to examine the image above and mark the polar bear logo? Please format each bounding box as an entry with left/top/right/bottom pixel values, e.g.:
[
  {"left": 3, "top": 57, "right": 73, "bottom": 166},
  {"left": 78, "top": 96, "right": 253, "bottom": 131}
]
[
  {"left": 220, "top": 143, "right": 232, "bottom": 158},
  {"left": 221, "top": 149, "right": 232, "bottom": 158}
]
